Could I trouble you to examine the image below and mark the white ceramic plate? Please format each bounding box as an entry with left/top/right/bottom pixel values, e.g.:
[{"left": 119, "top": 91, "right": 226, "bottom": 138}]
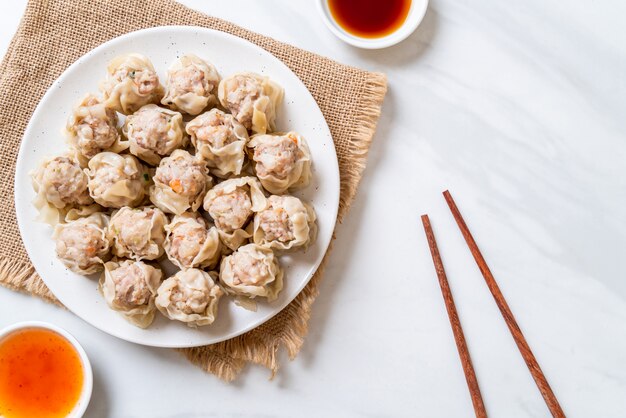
[{"left": 14, "top": 26, "right": 339, "bottom": 348}]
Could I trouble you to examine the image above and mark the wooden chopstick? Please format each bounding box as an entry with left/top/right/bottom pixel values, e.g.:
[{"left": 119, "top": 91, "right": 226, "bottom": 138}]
[
  {"left": 421, "top": 214, "right": 487, "bottom": 418},
  {"left": 442, "top": 190, "right": 565, "bottom": 418}
]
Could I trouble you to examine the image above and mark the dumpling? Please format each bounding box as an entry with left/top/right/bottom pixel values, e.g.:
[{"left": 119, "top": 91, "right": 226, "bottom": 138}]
[
  {"left": 31, "top": 152, "right": 93, "bottom": 224},
  {"left": 203, "top": 177, "right": 266, "bottom": 251},
  {"left": 217, "top": 72, "right": 283, "bottom": 134},
  {"left": 247, "top": 131, "right": 311, "bottom": 194},
  {"left": 53, "top": 212, "right": 110, "bottom": 275},
  {"left": 66, "top": 94, "right": 126, "bottom": 160},
  {"left": 164, "top": 212, "right": 221, "bottom": 269},
  {"left": 100, "top": 53, "right": 164, "bottom": 115},
  {"left": 161, "top": 54, "right": 220, "bottom": 115},
  {"left": 108, "top": 206, "right": 167, "bottom": 261},
  {"left": 123, "top": 104, "right": 186, "bottom": 165},
  {"left": 149, "top": 149, "right": 211, "bottom": 215},
  {"left": 253, "top": 195, "right": 317, "bottom": 250},
  {"left": 86, "top": 152, "right": 149, "bottom": 208},
  {"left": 186, "top": 108, "right": 249, "bottom": 177},
  {"left": 155, "top": 269, "right": 223, "bottom": 327},
  {"left": 219, "top": 243, "right": 283, "bottom": 301},
  {"left": 100, "top": 259, "right": 162, "bottom": 328}
]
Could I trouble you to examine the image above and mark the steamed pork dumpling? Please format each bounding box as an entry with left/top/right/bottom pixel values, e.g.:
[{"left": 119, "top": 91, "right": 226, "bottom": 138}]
[
  {"left": 108, "top": 206, "right": 167, "bottom": 260},
  {"left": 203, "top": 177, "right": 267, "bottom": 232},
  {"left": 186, "top": 109, "right": 249, "bottom": 177},
  {"left": 86, "top": 152, "right": 149, "bottom": 208},
  {"left": 247, "top": 132, "right": 311, "bottom": 194},
  {"left": 123, "top": 104, "right": 186, "bottom": 165},
  {"left": 100, "top": 53, "right": 164, "bottom": 114},
  {"left": 164, "top": 212, "right": 221, "bottom": 269},
  {"left": 155, "top": 269, "right": 223, "bottom": 327},
  {"left": 219, "top": 243, "right": 283, "bottom": 301},
  {"left": 66, "top": 94, "right": 125, "bottom": 159},
  {"left": 53, "top": 213, "right": 110, "bottom": 275},
  {"left": 100, "top": 260, "right": 162, "bottom": 328},
  {"left": 31, "top": 153, "right": 93, "bottom": 223},
  {"left": 150, "top": 150, "right": 211, "bottom": 215},
  {"left": 31, "top": 153, "right": 92, "bottom": 209},
  {"left": 217, "top": 72, "right": 283, "bottom": 134},
  {"left": 161, "top": 54, "right": 220, "bottom": 115},
  {"left": 253, "top": 195, "right": 317, "bottom": 250},
  {"left": 203, "top": 177, "right": 266, "bottom": 250}
]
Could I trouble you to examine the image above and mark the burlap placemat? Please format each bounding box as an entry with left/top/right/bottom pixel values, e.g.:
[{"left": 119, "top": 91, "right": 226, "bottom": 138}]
[{"left": 0, "top": 0, "right": 386, "bottom": 380}]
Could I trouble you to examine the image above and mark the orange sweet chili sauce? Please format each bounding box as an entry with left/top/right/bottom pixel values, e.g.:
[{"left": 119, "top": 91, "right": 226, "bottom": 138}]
[
  {"left": 0, "top": 328, "right": 84, "bottom": 418},
  {"left": 328, "top": 0, "right": 412, "bottom": 39}
]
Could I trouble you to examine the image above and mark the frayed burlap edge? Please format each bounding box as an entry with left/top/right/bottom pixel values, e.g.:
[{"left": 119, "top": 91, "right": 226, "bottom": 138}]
[
  {"left": 0, "top": 260, "right": 60, "bottom": 306},
  {"left": 337, "top": 73, "right": 387, "bottom": 223}
]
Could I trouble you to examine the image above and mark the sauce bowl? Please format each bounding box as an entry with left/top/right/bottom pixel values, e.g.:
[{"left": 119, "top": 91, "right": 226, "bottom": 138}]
[
  {"left": 317, "top": 0, "right": 429, "bottom": 49},
  {"left": 0, "top": 321, "right": 93, "bottom": 418}
]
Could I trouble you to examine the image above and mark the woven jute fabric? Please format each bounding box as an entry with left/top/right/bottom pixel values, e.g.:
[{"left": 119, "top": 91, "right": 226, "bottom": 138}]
[{"left": 0, "top": 0, "right": 386, "bottom": 380}]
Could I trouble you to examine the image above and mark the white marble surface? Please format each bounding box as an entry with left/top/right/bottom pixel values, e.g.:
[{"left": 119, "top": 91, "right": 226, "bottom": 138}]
[{"left": 1, "top": 0, "right": 625, "bottom": 416}]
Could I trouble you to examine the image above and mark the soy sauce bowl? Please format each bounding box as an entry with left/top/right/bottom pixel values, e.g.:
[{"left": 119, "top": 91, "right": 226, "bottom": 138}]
[{"left": 316, "top": 0, "right": 429, "bottom": 49}]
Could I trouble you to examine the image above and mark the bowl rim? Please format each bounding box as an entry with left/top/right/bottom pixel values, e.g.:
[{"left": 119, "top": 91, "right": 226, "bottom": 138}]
[
  {"left": 316, "top": 0, "right": 429, "bottom": 49},
  {"left": 0, "top": 321, "right": 93, "bottom": 418}
]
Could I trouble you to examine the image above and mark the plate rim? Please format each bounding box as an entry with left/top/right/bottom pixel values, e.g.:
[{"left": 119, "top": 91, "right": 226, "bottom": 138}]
[{"left": 14, "top": 25, "right": 340, "bottom": 348}]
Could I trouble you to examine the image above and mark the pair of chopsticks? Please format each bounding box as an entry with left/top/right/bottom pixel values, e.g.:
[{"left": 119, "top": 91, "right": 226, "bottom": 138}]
[{"left": 421, "top": 191, "right": 565, "bottom": 418}]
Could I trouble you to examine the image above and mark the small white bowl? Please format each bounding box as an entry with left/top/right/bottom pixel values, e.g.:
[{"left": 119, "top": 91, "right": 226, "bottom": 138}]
[
  {"left": 317, "top": 0, "right": 429, "bottom": 49},
  {"left": 0, "top": 321, "right": 93, "bottom": 418}
]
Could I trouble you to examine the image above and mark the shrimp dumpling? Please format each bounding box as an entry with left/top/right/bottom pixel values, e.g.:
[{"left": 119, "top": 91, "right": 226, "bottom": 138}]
[
  {"left": 100, "top": 53, "right": 164, "bottom": 115},
  {"left": 31, "top": 152, "right": 93, "bottom": 224},
  {"left": 100, "top": 260, "right": 162, "bottom": 328},
  {"left": 217, "top": 72, "right": 283, "bottom": 134},
  {"left": 108, "top": 206, "right": 167, "bottom": 261},
  {"left": 66, "top": 94, "right": 126, "bottom": 160},
  {"left": 161, "top": 54, "right": 220, "bottom": 115},
  {"left": 155, "top": 269, "right": 223, "bottom": 327},
  {"left": 186, "top": 108, "right": 249, "bottom": 177},
  {"left": 53, "top": 212, "right": 110, "bottom": 275},
  {"left": 253, "top": 195, "right": 317, "bottom": 251},
  {"left": 86, "top": 152, "right": 149, "bottom": 208},
  {"left": 123, "top": 104, "right": 186, "bottom": 165},
  {"left": 149, "top": 150, "right": 211, "bottom": 215},
  {"left": 164, "top": 212, "right": 221, "bottom": 269},
  {"left": 203, "top": 177, "right": 266, "bottom": 251},
  {"left": 247, "top": 132, "right": 312, "bottom": 195},
  {"left": 219, "top": 243, "right": 283, "bottom": 301}
]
